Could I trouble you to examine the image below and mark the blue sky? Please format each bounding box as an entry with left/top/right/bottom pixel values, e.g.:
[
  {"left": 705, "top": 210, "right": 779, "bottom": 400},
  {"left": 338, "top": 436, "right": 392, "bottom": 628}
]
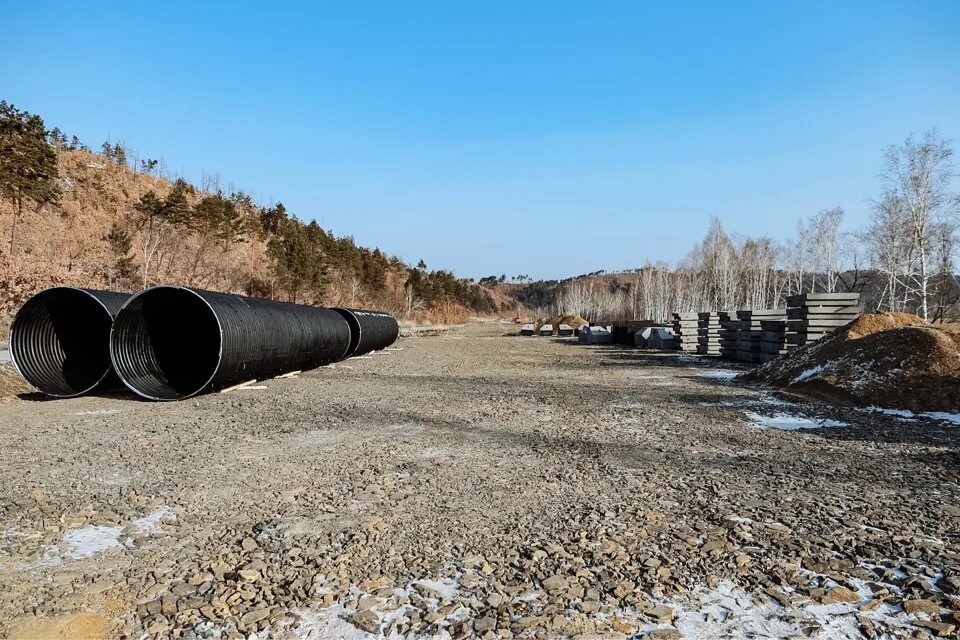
[{"left": 3, "top": 2, "right": 959, "bottom": 280}]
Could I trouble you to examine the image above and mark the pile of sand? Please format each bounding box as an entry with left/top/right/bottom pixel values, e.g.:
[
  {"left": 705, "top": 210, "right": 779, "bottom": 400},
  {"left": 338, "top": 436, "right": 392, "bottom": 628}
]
[
  {"left": 745, "top": 312, "right": 960, "bottom": 412},
  {"left": 533, "top": 314, "right": 589, "bottom": 335}
]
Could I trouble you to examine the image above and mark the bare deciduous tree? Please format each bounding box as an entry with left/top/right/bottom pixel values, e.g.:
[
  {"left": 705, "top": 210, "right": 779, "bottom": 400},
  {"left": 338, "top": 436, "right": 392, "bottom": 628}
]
[{"left": 880, "top": 129, "right": 956, "bottom": 319}]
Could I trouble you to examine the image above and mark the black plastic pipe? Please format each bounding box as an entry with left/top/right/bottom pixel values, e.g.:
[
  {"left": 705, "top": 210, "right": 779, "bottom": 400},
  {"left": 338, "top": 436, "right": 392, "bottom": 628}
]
[
  {"left": 332, "top": 308, "right": 400, "bottom": 357},
  {"left": 10, "top": 287, "right": 131, "bottom": 397},
  {"left": 110, "top": 287, "right": 352, "bottom": 400}
]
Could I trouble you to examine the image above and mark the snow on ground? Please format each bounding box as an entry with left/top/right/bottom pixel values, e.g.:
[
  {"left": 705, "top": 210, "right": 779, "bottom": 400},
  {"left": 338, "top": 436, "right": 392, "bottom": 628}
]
[
  {"left": 131, "top": 507, "right": 174, "bottom": 531},
  {"left": 65, "top": 507, "right": 174, "bottom": 559},
  {"left": 790, "top": 363, "right": 829, "bottom": 384},
  {"left": 922, "top": 411, "right": 960, "bottom": 425},
  {"left": 697, "top": 370, "right": 740, "bottom": 381},
  {"left": 412, "top": 578, "right": 460, "bottom": 601},
  {"left": 63, "top": 524, "right": 124, "bottom": 559},
  {"left": 664, "top": 577, "right": 908, "bottom": 639},
  {"left": 744, "top": 411, "right": 849, "bottom": 430},
  {"left": 864, "top": 406, "right": 918, "bottom": 419},
  {"left": 271, "top": 565, "right": 926, "bottom": 640},
  {"left": 19, "top": 507, "right": 175, "bottom": 566}
]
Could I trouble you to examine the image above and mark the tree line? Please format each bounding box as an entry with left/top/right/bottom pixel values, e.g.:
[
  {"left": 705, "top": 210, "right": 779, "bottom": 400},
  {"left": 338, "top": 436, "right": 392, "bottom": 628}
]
[{"left": 535, "top": 129, "right": 959, "bottom": 323}]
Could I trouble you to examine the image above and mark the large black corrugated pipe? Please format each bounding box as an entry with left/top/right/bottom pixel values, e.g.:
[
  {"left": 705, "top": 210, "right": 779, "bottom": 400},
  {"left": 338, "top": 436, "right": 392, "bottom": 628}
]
[
  {"left": 10, "top": 287, "right": 131, "bottom": 397},
  {"left": 110, "top": 287, "right": 352, "bottom": 401},
  {"left": 332, "top": 308, "right": 400, "bottom": 357}
]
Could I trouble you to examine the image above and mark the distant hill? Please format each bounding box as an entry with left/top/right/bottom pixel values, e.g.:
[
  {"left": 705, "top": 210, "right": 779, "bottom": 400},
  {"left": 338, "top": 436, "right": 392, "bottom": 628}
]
[{"left": 0, "top": 103, "right": 512, "bottom": 322}]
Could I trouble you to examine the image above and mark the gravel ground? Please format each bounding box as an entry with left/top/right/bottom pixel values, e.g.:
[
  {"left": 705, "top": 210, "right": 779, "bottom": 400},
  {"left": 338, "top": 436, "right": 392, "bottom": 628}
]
[{"left": 0, "top": 322, "right": 958, "bottom": 639}]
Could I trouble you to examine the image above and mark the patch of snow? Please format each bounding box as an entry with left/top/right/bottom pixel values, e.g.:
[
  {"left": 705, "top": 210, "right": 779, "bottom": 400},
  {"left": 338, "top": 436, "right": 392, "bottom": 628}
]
[
  {"left": 791, "top": 364, "right": 828, "bottom": 384},
  {"left": 63, "top": 524, "right": 124, "bottom": 559},
  {"left": 647, "top": 573, "right": 910, "bottom": 640},
  {"left": 725, "top": 515, "right": 754, "bottom": 525},
  {"left": 697, "top": 370, "right": 739, "bottom": 381},
  {"left": 285, "top": 604, "right": 375, "bottom": 639},
  {"left": 744, "top": 411, "right": 849, "bottom": 431},
  {"left": 268, "top": 562, "right": 927, "bottom": 640},
  {"left": 131, "top": 507, "right": 174, "bottom": 531},
  {"left": 863, "top": 406, "right": 917, "bottom": 419},
  {"left": 921, "top": 411, "right": 960, "bottom": 425},
  {"left": 413, "top": 578, "right": 459, "bottom": 601},
  {"left": 697, "top": 400, "right": 742, "bottom": 408},
  {"left": 60, "top": 507, "right": 174, "bottom": 561},
  {"left": 276, "top": 575, "right": 463, "bottom": 639},
  {"left": 19, "top": 545, "right": 63, "bottom": 569}
]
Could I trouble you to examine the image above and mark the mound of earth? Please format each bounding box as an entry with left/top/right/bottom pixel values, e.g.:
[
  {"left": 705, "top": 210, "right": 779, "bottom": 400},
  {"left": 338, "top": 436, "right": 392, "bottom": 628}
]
[
  {"left": 745, "top": 312, "right": 960, "bottom": 412},
  {"left": 533, "top": 314, "right": 588, "bottom": 335},
  {"left": 0, "top": 364, "right": 30, "bottom": 401}
]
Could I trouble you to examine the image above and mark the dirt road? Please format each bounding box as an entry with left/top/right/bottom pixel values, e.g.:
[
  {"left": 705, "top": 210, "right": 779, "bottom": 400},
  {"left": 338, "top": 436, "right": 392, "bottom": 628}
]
[{"left": 0, "top": 323, "right": 957, "bottom": 639}]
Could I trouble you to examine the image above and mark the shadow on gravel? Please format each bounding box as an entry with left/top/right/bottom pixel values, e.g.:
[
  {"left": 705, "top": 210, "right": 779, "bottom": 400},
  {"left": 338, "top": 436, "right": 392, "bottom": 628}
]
[
  {"left": 17, "top": 389, "right": 148, "bottom": 403},
  {"left": 813, "top": 418, "right": 960, "bottom": 452},
  {"left": 674, "top": 389, "right": 960, "bottom": 460},
  {"left": 559, "top": 342, "right": 752, "bottom": 372}
]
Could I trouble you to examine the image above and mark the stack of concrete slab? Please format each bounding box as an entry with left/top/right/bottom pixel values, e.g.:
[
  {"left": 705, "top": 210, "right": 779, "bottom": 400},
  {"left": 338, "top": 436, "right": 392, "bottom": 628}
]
[
  {"left": 718, "top": 312, "right": 743, "bottom": 359},
  {"left": 786, "top": 292, "right": 861, "bottom": 349},
  {"left": 736, "top": 309, "right": 788, "bottom": 363},
  {"left": 672, "top": 312, "right": 699, "bottom": 353},
  {"left": 758, "top": 319, "right": 789, "bottom": 362},
  {"left": 696, "top": 312, "right": 722, "bottom": 356}
]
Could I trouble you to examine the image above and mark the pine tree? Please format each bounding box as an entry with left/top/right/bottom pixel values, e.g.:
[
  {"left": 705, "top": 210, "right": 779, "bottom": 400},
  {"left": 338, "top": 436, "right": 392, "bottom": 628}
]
[
  {"left": 0, "top": 101, "right": 60, "bottom": 255},
  {"left": 268, "top": 217, "right": 328, "bottom": 303}
]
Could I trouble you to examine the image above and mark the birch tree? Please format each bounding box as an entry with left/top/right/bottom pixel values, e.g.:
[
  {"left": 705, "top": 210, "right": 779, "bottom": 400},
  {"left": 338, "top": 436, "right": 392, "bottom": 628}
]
[
  {"left": 881, "top": 129, "right": 956, "bottom": 319},
  {"left": 811, "top": 207, "right": 844, "bottom": 292},
  {"left": 865, "top": 191, "right": 909, "bottom": 310}
]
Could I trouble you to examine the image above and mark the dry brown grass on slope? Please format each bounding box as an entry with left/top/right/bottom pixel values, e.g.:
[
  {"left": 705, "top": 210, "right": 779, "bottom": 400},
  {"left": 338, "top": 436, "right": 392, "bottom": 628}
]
[
  {"left": 746, "top": 312, "right": 960, "bottom": 413},
  {"left": 0, "top": 150, "right": 512, "bottom": 322},
  {"left": 0, "top": 150, "right": 270, "bottom": 315}
]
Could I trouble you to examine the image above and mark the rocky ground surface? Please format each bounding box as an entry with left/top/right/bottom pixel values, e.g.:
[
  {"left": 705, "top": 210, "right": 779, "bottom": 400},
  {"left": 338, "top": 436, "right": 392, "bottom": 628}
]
[{"left": 0, "top": 322, "right": 958, "bottom": 639}]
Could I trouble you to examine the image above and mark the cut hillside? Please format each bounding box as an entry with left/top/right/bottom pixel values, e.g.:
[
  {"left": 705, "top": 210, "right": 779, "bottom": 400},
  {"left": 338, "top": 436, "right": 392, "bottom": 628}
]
[
  {"left": 745, "top": 312, "right": 960, "bottom": 412},
  {"left": 0, "top": 144, "right": 504, "bottom": 322}
]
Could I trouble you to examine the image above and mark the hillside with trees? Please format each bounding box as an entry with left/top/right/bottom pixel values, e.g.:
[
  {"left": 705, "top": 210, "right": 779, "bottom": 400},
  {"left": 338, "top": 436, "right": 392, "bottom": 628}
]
[
  {"left": 0, "top": 101, "right": 501, "bottom": 321},
  {"left": 1, "top": 101, "right": 957, "bottom": 327}
]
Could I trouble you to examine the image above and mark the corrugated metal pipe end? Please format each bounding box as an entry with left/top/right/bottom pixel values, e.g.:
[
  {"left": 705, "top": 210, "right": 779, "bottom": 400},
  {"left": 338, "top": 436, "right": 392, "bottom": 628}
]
[
  {"left": 110, "top": 287, "right": 223, "bottom": 401},
  {"left": 10, "top": 287, "right": 130, "bottom": 397},
  {"left": 111, "top": 287, "right": 354, "bottom": 400},
  {"left": 332, "top": 308, "right": 400, "bottom": 357}
]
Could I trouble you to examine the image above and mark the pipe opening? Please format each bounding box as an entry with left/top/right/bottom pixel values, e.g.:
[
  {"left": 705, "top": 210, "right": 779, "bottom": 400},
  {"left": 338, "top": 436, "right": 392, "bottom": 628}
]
[
  {"left": 10, "top": 288, "right": 115, "bottom": 397},
  {"left": 111, "top": 288, "right": 222, "bottom": 400}
]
